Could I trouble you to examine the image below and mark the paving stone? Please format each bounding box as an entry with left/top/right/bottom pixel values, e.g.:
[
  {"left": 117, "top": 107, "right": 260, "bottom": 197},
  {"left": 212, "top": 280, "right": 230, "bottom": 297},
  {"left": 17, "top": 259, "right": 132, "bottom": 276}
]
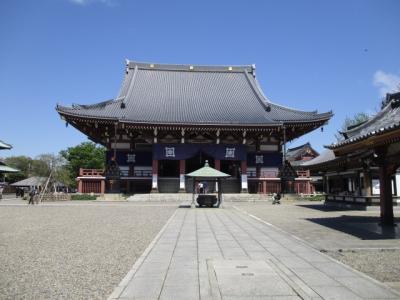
[
  {"left": 159, "top": 284, "right": 199, "bottom": 300},
  {"left": 294, "top": 250, "right": 331, "bottom": 263},
  {"left": 312, "top": 286, "right": 363, "bottom": 300},
  {"left": 276, "top": 256, "right": 313, "bottom": 269},
  {"left": 119, "top": 275, "right": 164, "bottom": 298},
  {"left": 111, "top": 207, "right": 399, "bottom": 300},
  {"left": 312, "top": 261, "right": 361, "bottom": 278},
  {"left": 291, "top": 267, "right": 341, "bottom": 287}
]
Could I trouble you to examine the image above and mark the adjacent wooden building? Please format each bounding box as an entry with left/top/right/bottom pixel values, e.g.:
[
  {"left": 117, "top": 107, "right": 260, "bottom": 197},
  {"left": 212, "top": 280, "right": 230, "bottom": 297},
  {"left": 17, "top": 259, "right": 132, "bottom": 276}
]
[
  {"left": 56, "top": 60, "right": 332, "bottom": 195},
  {"left": 303, "top": 92, "right": 400, "bottom": 225},
  {"left": 286, "top": 143, "right": 321, "bottom": 194}
]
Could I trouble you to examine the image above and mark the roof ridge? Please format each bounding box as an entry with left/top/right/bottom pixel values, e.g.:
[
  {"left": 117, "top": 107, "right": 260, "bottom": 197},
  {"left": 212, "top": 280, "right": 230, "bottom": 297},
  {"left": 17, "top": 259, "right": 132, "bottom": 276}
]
[
  {"left": 243, "top": 71, "right": 278, "bottom": 123},
  {"left": 126, "top": 59, "right": 254, "bottom": 73},
  {"left": 123, "top": 65, "right": 139, "bottom": 101},
  {"left": 269, "top": 102, "right": 319, "bottom": 115},
  {"left": 71, "top": 99, "right": 116, "bottom": 110},
  {"left": 287, "top": 142, "right": 311, "bottom": 152},
  {"left": 343, "top": 106, "right": 388, "bottom": 135},
  {"left": 244, "top": 75, "right": 333, "bottom": 121}
]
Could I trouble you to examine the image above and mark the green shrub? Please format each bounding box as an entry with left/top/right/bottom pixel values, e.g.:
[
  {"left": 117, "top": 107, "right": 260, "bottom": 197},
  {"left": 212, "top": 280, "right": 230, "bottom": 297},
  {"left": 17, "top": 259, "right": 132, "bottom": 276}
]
[
  {"left": 71, "top": 194, "right": 97, "bottom": 201},
  {"left": 303, "top": 194, "right": 325, "bottom": 201}
]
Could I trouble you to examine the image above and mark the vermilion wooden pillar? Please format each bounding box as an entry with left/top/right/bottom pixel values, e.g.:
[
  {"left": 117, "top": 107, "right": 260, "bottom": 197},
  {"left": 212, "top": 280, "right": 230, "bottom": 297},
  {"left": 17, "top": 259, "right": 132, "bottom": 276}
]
[
  {"left": 100, "top": 180, "right": 105, "bottom": 195},
  {"left": 151, "top": 159, "right": 158, "bottom": 192},
  {"left": 256, "top": 166, "right": 261, "bottom": 178},
  {"left": 78, "top": 180, "right": 83, "bottom": 193},
  {"left": 214, "top": 160, "right": 221, "bottom": 192},
  {"left": 241, "top": 160, "right": 248, "bottom": 193},
  {"left": 179, "top": 160, "right": 185, "bottom": 192}
]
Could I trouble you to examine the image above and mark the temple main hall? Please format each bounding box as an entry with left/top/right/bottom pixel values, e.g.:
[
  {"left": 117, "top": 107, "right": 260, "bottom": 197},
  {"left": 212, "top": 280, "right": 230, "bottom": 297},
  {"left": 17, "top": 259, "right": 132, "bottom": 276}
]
[{"left": 56, "top": 60, "right": 332, "bottom": 194}]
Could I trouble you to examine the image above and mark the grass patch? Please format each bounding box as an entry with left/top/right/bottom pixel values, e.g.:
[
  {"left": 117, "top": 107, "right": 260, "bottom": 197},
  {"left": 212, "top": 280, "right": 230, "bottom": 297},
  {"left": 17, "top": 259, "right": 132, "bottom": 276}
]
[
  {"left": 71, "top": 194, "right": 97, "bottom": 201},
  {"left": 302, "top": 194, "right": 325, "bottom": 201}
]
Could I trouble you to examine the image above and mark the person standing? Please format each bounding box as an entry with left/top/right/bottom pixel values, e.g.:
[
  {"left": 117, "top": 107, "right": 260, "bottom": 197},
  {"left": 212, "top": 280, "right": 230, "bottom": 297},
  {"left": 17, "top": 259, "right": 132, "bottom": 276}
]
[
  {"left": 203, "top": 181, "right": 209, "bottom": 194},
  {"left": 28, "top": 187, "right": 36, "bottom": 205}
]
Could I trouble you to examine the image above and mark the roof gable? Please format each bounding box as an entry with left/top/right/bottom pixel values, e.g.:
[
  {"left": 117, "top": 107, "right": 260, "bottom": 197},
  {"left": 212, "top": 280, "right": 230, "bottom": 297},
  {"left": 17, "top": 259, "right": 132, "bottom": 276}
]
[{"left": 287, "top": 142, "right": 319, "bottom": 161}]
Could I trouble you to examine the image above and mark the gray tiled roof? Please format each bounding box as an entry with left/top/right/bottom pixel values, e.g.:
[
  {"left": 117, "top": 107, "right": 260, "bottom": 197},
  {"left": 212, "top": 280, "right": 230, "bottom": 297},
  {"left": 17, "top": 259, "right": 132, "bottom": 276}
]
[
  {"left": 0, "top": 140, "right": 12, "bottom": 150},
  {"left": 286, "top": 142, "right": 319, "bottom": 160},
  {"left": 10, "top": 177, "right": 47, "bottom": 187},
  {"left": 289, "top": 160, "right": 307, "bottom": 167},
  {"left": 0, "top": 161, "right": 19, "bottom": 173},
  {"left": 301, "top": 149, "right": 336, "bottom": 167},
  {"left": 57, "top": 60, "right": 332, "bottom": 126},
  {"left": 328, "top": 97, "right": 400, "bottom": 149}
]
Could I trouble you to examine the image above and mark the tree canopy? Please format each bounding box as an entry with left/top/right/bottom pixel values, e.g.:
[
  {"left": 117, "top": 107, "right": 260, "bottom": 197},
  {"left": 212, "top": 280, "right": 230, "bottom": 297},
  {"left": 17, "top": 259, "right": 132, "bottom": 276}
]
[
  {"left": 60, "top": 142, "right": 106, "bottom": 186},
  {"left": 335, "top": 112, "right": 370, "bottom": 141},
  {"left": 3, "top": 156, "right": 32, "bottom": 183},
  {"left": 2, "top": 142, "right": 105, "bottom": 187}
]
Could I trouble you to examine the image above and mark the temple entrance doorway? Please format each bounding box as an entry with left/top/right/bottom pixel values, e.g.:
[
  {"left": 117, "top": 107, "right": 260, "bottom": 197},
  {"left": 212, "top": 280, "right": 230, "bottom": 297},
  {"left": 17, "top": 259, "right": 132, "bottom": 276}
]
[
  {"left": 159, "top": 160, "right": 179, "bottom": 177},
  {"left": 186, "top": 152, "right": 214, "bottom": 174},
  {"left": 220, "top": 160, "right": 241, "bottom": 193},
  {"left": 221, "top": 160, "right": 241, "bottom": 178}
]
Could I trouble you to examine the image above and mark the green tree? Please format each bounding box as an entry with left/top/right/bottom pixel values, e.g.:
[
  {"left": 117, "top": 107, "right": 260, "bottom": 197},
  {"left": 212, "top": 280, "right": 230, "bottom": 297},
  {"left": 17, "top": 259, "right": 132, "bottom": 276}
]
[
  {"left": 335, "top": 112, "right": 370, "bottom": 141},
  {"left": 60, "top": 142, "right": 106, "bottom": 186},
  {"left": 33, "top": 154, "right": 74, "bottom": 187},
  {"left": 31, "top": 156, "right": 51, "bottom": 177},
  {"left": 3, "top": 156, "right": 32, "bottom": 183}
]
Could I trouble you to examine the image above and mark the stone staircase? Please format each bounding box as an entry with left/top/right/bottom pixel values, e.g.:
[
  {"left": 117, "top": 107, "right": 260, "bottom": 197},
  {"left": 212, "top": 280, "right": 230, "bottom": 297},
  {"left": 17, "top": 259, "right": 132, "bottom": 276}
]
[
  {"left": 127, "top": 193, "right": 192, "bottom": 202},
  {"left": 127, "top": 193, "right": 272, "bottom": 202},
  {"left": 96, "top": 193, "right": 126, "bottom": 201}
]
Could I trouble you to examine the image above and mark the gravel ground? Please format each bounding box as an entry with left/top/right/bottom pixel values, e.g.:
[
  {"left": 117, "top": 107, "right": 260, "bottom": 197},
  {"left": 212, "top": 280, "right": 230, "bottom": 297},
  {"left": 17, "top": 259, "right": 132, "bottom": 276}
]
[
  {"left": 0, "top": 203, "right": 176, "bottom": 299},
  {"left": 326, "top": 248, "right": 400, "bottom": 291}
]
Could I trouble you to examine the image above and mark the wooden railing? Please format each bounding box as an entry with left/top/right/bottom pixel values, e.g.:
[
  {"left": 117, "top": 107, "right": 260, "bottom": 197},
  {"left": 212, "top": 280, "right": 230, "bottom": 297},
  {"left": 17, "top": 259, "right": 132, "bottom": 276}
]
[
  {"left": 326, "top": 194, "right": 400, "bottom": 205},
  {"left": 296, "top": 170, "right": 310, "bottom": 178},
  {"left": 79, "top": 169, "right": 104, "bottom": 177},
  {"left": 247, "top": 170, "right": 279, "bottom": 178},
  {"left": 247, "top": 170, "right": 310, "bottom": 178},
  {"left": 133, "top": 170, "right": 152, "bottom": 177}
]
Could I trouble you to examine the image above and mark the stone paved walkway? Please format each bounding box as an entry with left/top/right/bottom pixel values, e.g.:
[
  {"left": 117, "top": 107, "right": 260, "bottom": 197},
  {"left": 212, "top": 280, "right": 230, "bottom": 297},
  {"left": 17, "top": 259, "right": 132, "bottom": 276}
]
[{"left": 109, "top": 208, "right": 400, "bottom": 300}]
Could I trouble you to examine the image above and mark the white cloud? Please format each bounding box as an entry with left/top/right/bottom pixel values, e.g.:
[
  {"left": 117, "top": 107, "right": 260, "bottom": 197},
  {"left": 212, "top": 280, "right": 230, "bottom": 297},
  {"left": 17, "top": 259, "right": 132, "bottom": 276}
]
[
  {"left": 69, "top": 0, "right": 86, "bottom": 4},
  {"left": 373, "top": 70, "right": 400, "bottom": 96},
  {"left": 69, "top": 0, "right": 115, "bottom": 6}
]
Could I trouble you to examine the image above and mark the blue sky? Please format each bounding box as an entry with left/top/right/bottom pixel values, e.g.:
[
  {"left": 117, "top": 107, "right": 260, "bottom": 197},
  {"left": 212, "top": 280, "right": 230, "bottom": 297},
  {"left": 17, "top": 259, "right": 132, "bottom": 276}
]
[{"left": 1, "top": 0, "right": 399, "bottom": 158}]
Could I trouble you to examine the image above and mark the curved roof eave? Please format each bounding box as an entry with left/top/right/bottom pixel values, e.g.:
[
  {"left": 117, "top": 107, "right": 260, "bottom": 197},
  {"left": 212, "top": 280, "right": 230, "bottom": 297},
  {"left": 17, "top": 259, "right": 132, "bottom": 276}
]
[
  {"left": 246, "top": 73, "right": 333, "bottom": 122},
  {"left": 57, "top": 107, "right": 330, "bottom": 128}
]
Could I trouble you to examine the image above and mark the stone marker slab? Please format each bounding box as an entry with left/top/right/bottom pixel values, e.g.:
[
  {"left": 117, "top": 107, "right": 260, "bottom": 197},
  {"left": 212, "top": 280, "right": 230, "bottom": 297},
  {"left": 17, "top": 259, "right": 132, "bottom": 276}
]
[{"left": 209, "top": 260, "right": 300, "bottom": 298}]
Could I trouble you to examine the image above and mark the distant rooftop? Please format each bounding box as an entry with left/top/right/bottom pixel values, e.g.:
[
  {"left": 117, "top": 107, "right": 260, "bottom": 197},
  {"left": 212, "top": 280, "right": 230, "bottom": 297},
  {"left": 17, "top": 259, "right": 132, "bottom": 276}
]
[
  {"left": 10, "top": 177, "right": 47, "bottom": 187},
  {"left": 0, "top": 140, "right": 12, "bottom": 150},
  {"left": 0, "top": 161, "right": 19, "bottom": 173},
  {"left": 286, "top": 142, "right": 319, "bottom": 165},
  {"left": 301, "top": 149, "right": 336, "bottom": 167}
]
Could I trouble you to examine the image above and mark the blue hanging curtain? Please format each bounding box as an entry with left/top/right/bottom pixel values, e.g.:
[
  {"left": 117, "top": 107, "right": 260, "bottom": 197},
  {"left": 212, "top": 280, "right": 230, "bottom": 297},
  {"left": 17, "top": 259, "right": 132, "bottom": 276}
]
[
  {"left": 106, "top": 151, "right": 153, "bottom": 166},
  {"left": 247, "top": 152, "right": 282, "bottom": 167},
  {"left": 152, "top": 144, "right": 247, "bottom": 161}
]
